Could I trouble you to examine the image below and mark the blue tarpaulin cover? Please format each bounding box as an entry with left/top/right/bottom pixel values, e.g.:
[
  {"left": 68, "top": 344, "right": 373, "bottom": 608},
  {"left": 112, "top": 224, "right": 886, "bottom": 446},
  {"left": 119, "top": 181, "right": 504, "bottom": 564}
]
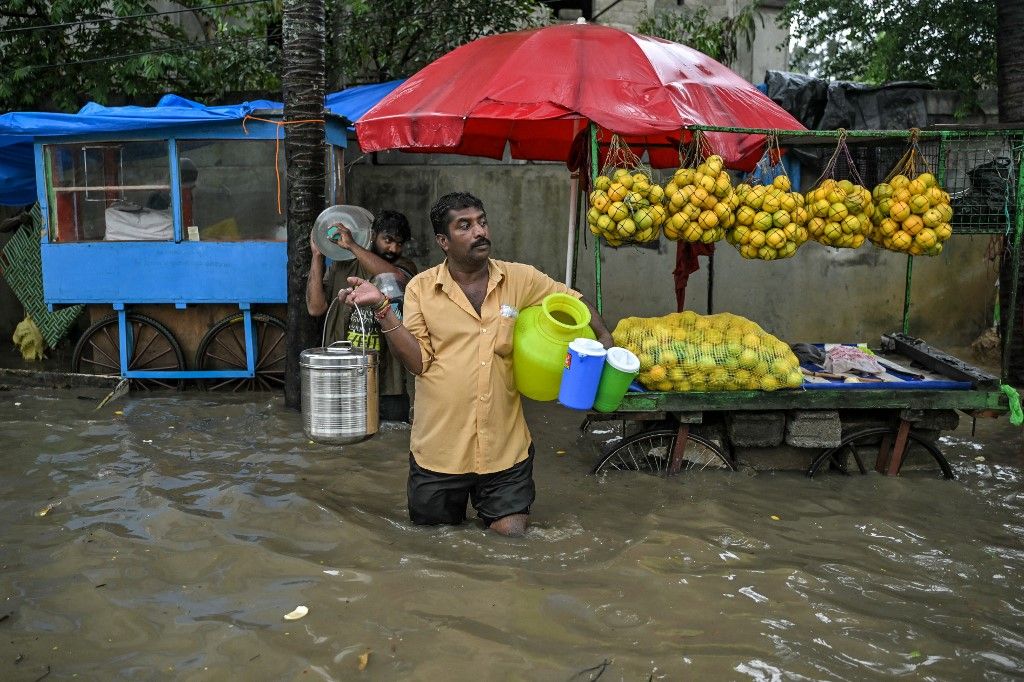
[{"left": 0, "top": 80, "right": 403, "bottom": 206}]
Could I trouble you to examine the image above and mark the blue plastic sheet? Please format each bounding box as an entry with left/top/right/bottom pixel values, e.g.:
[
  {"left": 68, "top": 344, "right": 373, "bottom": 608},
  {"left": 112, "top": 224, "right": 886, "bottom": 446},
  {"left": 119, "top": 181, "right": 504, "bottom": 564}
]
[{"left": 0, "top": 81, "right": 403, "bottom": 206}]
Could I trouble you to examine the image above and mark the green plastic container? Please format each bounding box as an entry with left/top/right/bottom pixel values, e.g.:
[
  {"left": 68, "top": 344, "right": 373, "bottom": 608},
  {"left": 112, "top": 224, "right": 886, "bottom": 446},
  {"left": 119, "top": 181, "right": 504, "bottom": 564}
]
[
  {"left": 513, "top": 293, "right": 595, "bottom": 401},
  {"left": 593, "top": 347, "right": 640, "bottom": 412}
]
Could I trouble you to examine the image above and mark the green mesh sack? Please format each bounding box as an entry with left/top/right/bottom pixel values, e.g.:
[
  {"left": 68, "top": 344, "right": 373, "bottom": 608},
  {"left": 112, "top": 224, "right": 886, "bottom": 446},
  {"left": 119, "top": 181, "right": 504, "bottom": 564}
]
[{"left": 611, "top": 311, "right": 803, "bottom": 392}]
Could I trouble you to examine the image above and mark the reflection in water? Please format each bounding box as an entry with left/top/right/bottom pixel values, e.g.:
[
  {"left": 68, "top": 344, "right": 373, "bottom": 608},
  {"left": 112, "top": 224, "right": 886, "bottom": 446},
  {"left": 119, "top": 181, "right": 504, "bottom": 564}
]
[{"left": 0, "top": 389, "right": 1022, "bottom": 679}]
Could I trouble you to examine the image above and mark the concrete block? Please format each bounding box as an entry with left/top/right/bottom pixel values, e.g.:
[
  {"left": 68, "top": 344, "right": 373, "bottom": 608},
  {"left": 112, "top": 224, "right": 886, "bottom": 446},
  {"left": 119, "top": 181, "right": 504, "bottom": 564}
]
[
  {"left": 899, "top": 409, "right": 960, "bottom": 431},
  {"left": 839, "top": 412, "right": 892, "bottom": 438},
  {"left": 726, "top": 411, "right": 785, "bottom": 448},
  {"left": 785, "top": 410, "right": 842, "bottom": 449},
  {"left": 734, "top": 445, "right": 815, "bottom": 472}
]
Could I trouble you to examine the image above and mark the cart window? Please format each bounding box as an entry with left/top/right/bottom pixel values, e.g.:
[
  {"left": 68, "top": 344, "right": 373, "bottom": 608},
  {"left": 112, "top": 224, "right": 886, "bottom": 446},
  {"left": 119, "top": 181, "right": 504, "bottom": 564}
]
[
  {"left": 44, "top": 141, "right": 173, "bottom": 242},
  {"left": 177, "top": 139, "right": 287, "bottom": 242}
]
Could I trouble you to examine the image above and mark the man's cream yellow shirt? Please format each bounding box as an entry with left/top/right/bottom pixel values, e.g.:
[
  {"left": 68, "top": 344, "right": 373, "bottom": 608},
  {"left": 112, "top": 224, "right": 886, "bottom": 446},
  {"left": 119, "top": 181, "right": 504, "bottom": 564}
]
[{"left": 402, "top": 259, "right": 581, "bottom": 474}]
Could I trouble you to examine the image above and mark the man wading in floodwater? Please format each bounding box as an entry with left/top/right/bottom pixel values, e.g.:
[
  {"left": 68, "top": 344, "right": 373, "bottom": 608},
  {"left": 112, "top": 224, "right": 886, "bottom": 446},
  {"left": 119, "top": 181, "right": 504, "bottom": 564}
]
[{"left": 341, "top": 192, "right": 612, "bottom": 536}]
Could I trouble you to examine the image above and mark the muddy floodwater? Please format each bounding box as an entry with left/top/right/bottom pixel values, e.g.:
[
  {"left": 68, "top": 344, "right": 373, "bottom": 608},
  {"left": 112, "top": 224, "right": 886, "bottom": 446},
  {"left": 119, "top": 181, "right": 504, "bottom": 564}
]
[{"left": 1, "top": 388, "right": 1023, "bottom": 680}]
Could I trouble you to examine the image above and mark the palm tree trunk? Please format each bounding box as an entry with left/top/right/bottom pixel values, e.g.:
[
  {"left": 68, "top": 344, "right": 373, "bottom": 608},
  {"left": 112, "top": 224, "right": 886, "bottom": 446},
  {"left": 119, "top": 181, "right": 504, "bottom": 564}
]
[
  {"left": 996, "top": 0, "right": 1024, "bottom": 386},
  {"left": 997, "top": 0, "right": 1024, "bottom": 122},
  {"left": 282, "top": 0, "right": 326, "bottom": 409}
]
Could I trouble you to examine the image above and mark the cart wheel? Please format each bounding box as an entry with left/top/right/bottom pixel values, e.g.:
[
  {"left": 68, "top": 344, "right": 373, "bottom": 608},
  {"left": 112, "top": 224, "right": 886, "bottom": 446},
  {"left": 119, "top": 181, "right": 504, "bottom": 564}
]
[
  {"left": 807, "top": 427, "right": 954, "bottom": 480},
  {"left": 195, "top": 313, "right": 286, "bottom": 391},
  {"left": 591, "top": 428, "right": 734, "bottom": 475},
  {"left": 71, "top": 313, "right": 184, "bottom": 390}
]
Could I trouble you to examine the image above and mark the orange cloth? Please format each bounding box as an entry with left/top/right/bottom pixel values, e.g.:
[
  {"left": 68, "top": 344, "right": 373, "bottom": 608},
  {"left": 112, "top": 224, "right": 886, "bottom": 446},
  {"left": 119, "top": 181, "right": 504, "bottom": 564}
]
[{"left": 403, "top": 259, "right": 581, "bottom": 474}]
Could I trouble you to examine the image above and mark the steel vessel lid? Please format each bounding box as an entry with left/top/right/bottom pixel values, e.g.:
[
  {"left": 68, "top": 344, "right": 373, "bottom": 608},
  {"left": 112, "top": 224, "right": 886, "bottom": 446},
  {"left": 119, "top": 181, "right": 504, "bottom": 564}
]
[{"left": 300, "top": 341, "right": 378, "bottom": 368}]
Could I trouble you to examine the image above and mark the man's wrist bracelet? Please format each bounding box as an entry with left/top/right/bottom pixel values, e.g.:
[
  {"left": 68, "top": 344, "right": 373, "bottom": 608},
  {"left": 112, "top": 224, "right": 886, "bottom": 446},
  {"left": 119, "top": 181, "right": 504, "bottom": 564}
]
[{"left": 372, "top": 297, "right": 391, "bottom": 320}]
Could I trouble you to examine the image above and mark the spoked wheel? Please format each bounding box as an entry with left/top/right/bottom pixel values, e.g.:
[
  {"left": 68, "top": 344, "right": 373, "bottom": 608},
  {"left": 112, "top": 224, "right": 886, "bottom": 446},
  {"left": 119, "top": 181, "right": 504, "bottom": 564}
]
[
  {"left": 591, "top": 428, "right": 735, "bottom": 475},
  {"left": 807, "top": 427, "right": 954, "bottom": 480},
  {"left": 71, "top": 313, "right": 184, "bottom": 390},
  {"left": 195, "top": 313, "right": 286, "bottom": 391}
]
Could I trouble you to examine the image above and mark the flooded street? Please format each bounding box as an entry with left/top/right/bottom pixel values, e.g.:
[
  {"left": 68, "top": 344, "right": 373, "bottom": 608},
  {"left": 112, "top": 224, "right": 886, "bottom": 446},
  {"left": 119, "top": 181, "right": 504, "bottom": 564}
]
[{"left": 2, "top": 388, "right": 1023, "bottom": 680}]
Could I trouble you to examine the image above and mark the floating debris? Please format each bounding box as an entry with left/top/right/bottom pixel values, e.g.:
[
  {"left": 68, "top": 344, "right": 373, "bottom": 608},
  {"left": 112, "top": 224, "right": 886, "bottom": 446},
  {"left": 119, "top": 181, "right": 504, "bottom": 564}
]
[
  {"left": 96, "top": 378, "right": 129, "bottom": 410},
  {"left": 357, "top": 650, "right": 371, "bottom": 671},
  {"left": 770, "top": 515, "right": 781, "bottom": 521},
  {"left": 36, "top": 502, "right": 59, "bottom": 517},
  {"left": 283, "top": 605, "right": 308, "bottom": 621}
]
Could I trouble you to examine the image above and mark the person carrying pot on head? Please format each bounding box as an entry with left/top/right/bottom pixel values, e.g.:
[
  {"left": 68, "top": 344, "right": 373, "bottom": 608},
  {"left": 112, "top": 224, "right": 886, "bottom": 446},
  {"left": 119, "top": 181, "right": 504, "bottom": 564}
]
[
  {"left": 307, "top": 207, "right": 418, "bottom": 422},
  {"left": 340, "top": 192, "right": 612, "bottom": 537}
]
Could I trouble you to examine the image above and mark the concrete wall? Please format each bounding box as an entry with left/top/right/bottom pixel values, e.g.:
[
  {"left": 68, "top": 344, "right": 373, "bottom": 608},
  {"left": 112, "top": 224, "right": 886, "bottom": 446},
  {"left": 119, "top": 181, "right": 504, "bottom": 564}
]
[{"left": 347, "top": 143, "right": 997, "bottom": 349}]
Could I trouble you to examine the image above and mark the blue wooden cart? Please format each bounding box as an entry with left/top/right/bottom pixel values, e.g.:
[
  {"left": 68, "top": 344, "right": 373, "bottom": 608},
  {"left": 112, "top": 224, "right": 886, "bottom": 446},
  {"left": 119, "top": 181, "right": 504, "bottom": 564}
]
[{"left": 23, "top": 100, "right": 351, "bottom": 389}]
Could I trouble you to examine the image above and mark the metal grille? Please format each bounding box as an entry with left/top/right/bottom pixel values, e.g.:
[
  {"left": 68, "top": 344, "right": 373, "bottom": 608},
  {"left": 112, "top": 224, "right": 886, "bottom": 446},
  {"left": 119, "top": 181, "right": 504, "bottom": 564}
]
[{"left": 0, "top": 205, "right": 83, "bottom": 348}]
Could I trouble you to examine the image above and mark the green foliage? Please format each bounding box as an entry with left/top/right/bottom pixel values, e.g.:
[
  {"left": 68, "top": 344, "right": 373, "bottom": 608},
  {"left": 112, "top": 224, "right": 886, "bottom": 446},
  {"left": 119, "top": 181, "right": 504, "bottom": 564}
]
[
  {"left": 0, "top": 0, "right": 549, "bottom": 112},
  {"left": 778, "top": 0, "right": 997, "bottom": 96},
  {"left": 0, "top": 0, "right": 282, "bottom": 112},
  {"left": 329, "top": 0, "right": 550, "bottom": 85},
  {"left": 635, "top": 3, "right": 761, "bottom": 66}
]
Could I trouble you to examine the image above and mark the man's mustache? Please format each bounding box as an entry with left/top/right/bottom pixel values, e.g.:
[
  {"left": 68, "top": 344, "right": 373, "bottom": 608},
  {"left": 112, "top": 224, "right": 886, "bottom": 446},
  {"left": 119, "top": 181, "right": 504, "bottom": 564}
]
[{"left": 472, "top": 238, "right": 491, "bottom": 248}]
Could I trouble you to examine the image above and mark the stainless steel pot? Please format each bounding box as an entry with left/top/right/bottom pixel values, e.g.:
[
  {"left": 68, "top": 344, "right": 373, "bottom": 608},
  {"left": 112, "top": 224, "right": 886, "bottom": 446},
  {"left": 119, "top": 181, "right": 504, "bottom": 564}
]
[{"left": 300, "top": 341, "right": 379, "bottom": 445}]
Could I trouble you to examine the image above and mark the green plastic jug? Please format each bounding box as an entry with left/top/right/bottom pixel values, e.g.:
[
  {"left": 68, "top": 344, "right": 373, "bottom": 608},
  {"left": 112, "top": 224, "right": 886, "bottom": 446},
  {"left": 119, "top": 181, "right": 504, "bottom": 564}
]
[{"left": 513, "top": 293, "right": 596, "bottom": 401}]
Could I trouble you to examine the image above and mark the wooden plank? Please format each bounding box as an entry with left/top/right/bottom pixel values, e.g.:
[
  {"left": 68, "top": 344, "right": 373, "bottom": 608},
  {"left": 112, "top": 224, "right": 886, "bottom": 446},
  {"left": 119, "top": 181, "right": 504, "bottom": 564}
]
[
  {"left": 881, "top": 332, "right": 1000, "bottom": 388},
  {"left": 886, "top": 419, "right": 912, "bottom": 476},
  {"left": 617, "top": 388, "right": 1007, "bottom": 413},
  {"left": 667, "top": 424, "right": 690, "bottom": 476}
]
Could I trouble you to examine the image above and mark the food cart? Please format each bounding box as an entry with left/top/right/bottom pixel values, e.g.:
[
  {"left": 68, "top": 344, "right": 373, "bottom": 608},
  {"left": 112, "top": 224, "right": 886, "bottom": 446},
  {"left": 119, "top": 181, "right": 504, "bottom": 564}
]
[
  {"left": 13, "top": 99, "right": 350, "bottom": 390},
  {"left": 585, "top": 126, "right": 1022, "bottom": 479},
  {"left": 2, "top": 84, "right": 405, "bottom": 390}
]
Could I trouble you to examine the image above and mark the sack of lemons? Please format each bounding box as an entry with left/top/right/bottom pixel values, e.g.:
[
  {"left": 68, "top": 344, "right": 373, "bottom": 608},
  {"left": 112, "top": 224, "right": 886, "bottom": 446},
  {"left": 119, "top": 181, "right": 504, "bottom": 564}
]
[
  {"left": 727, "top": 173, "right": 809, "bottom": 260},
  {"left": 869, "top": 172, "right": 952, "bottom": 256},
  {"left": 611, "top": 311, "right": 803, "bottom": 392},
  {"left": 662, "top": 154, "right": 737, "bottom": 245},
  {"left": 803, "top": 178, "right": 874, "bottom": 249}
]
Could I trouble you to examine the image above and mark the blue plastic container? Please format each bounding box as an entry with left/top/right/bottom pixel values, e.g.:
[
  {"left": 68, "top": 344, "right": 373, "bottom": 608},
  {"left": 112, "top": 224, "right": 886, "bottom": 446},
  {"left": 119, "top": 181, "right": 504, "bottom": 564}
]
[{"left": 558, "top": 338, "right": 607, "bottom": 410}]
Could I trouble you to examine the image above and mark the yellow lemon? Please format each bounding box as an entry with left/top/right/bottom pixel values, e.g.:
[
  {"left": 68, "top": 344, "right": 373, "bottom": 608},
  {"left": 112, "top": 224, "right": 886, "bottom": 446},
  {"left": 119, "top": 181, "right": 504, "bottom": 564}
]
[
  {"left": 765, "top": 228, "right": 787, "bottom": 249},
  {"left": 772, "top": 210, "right": 791, "bottom": 228},
  {"left": 915, "top": 228, "right": 937, "bottom": 249},
  {"left": 903, "top": 214, "right": 924, "bottom": 236},
  {"left": 890, "top": 174, "right": 910, "bottom": 189},
  {"left": 889, "top": 201, "right": 911, "bottom": 222},
  {"left": 909, "top": 194, "right": 930, "bottom": 214},
  {"left": 607, "top": 182, "right": 628, "bottom": 202},
  {"left": 753, "top": 211, "right": 773, "bottom": 231},
  {"left": 828, "top": 203, "right": 849, "bottom": 222},
  {"left": 892, "top": 231, "right": 912, "bottom": 250},
  {"left": 606, "top": 201, "right": 629, "bottom": 222}
]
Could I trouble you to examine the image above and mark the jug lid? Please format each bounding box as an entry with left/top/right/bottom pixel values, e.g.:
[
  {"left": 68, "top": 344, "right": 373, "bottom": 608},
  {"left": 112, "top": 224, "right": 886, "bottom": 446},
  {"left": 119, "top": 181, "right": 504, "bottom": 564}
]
[
  {"left": 300, "top": 341, "right": 378, "bottom": 368},
  {"left": 568, "top": 338, "right": 607, "bottom": 357},
  {"left": 605, "top": 346, "right": 640, "bottom": 373}
]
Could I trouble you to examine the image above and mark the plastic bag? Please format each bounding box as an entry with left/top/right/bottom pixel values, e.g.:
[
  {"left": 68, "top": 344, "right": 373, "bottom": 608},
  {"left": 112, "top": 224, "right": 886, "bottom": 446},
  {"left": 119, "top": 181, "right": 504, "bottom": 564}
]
[{"left": 823, "top": 345, "right": 884, "bottom": 375}]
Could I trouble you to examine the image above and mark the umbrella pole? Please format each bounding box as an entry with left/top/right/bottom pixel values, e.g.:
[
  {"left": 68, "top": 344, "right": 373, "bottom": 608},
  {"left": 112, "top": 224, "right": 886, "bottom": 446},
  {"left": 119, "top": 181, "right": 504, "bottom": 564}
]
[
  {"left": 565, "top": 173, "right": 579, "bottom": 287},
  {"left": 590, "top": 123, "right": 603, "bottom": 314}
]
